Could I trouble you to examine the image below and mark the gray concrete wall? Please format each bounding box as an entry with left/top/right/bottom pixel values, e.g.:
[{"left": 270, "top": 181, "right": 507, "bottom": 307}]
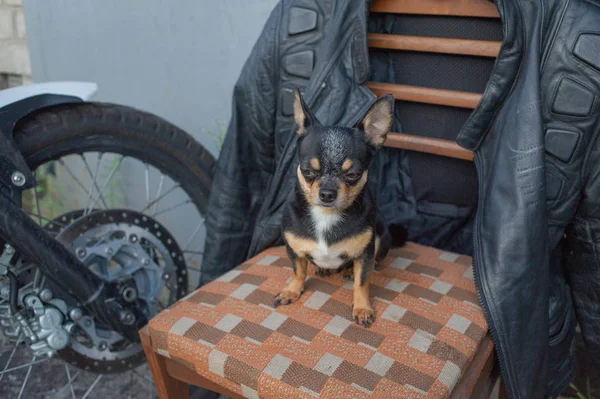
[
  {"left": 23, "top": 0, "right": 279, "bottom": 156},
  {"left": 20, "top": 0, "right": 279, "bottom": 287},
  {"left": 0, "top": 0, "right": 31, "bottom": 88}
]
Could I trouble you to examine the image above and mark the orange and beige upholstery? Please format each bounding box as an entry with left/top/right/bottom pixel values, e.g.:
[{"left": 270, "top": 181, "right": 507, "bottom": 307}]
[{"left": 144, "top": 244, "right": 492, "bottom": 398}]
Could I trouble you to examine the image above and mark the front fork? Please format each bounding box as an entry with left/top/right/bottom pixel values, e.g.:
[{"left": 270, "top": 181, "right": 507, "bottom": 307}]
[{"left": 0, "top": 186, "right": 146, "bottom": 343}]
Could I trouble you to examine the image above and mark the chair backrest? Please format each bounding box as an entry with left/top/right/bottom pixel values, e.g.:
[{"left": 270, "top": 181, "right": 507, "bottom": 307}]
[{"left": 368, "top": 0, "right": 502, "bottom": 206}]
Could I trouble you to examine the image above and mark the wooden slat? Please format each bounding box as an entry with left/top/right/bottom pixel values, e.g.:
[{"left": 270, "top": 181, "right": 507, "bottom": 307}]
[
  {"left": 368, "top": 33, "right": 501, "bottom": 57},
  {"left": 367, "top": 82, "right": 482, "bottom": 109},
  {"left": 371, "top": 0, "right": 500, "bottom": 18},
  {"left": 451, "top": 335, "right": 496, "bottom": 398},
  {"left": 384, "top": 132, "right": 474, "bottom": 161},
  {"left": 166, "top": 359, "right": 244, "bottom": 399}
]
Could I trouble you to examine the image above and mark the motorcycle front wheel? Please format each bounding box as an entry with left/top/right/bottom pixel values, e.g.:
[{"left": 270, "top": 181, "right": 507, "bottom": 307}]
[{"left": 0, "top": 102, "right": 214, "bottom": 398}]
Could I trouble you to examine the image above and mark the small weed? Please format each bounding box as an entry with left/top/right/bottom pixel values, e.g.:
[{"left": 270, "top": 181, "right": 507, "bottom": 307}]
[
  {"left": 22, "top": 162, "right": 66, "bottom": 222},
  {"left": 570, "top": 379, "right": 597, "bottom": 399},
  {"left": 101, "top": 156, "right": 125, "bottom": 208},
  {"left": 22, "top": 156, "right": 125, "bottom": 224},
  {"left": 204, "top": 119, "right": 227, "bottom": 151}
]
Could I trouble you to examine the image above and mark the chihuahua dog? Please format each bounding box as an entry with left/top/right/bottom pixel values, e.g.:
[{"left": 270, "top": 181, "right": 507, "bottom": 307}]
[{"left": 274, "top": 89, "right": 405, "bottom": 327}]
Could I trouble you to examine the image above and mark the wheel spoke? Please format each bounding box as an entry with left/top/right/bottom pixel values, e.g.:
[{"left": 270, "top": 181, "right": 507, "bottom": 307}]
[
  {"left": 139, "top": 184, "right": 180, "bottom": 213},
  {"left": 64, "top": 364, "right": 76, "bottom": 399},
  {"left": 145, "top": 163, "right": 150, "bottom": 209},
  {"left": 0, "top": 332, "right": 23, "bottom": 384},
  {"left": 55, "top": 368, "right": 80, "bottom": 398},
  {"left": 82, "top": 153, "right": 107, "bottom": 214},
  {"left": 88, "top": 155, "right": 125, "bottom": 211},
  {"left": 182, "top": 250, "right": 204, "bottom": 255},
  {"left": 185, "top": 261, "right": 202, "bottom": 272},
  {"left": 58, "top": 159, "right": 90, "bottom": 196},
  {"left": 0, "top": 357, "right": 49, "bottom": 376},
  {"left": 151, "top": 199, "right": 191, "bottom": 217},
  {"left": 17, "top": 356, "right": 35, "bottom": 399},
  {"left": 22, "top": 210, "right": 67, "bottom": 228},
  {"left": 183, "top": 219, "right": 204, "bottom": 251},
  {"left": 129, "top": 369, "right": 133, "bottom": 399},
  {"left": 33, "top": 184, "right": 43, "bottom": 226},
  {"left": 81, "top": 374, "right": 102, "bottom": 399},
  {"left": 151, "top": 172, "right": 166, "bottom": 215}
]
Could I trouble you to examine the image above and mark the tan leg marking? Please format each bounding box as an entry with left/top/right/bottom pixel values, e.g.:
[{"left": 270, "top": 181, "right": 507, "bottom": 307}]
[
  {"left": 283, "top": 232, "right": 318, "bottom": 258},
  {"left": 352, "top": 259, "right": 374, "bottom": 327},
  {"left": 374, "top": 235, "right": 383, "bottom": 263},
  {"left": 274, "top": 257, "right": 308, "bottom": 307}
]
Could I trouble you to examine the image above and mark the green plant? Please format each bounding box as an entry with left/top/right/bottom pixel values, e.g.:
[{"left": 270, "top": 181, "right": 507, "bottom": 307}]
[
  {"left": 22, "top": 156, "right": 125, "bottom": 225},
  {"left": 101, "top": 155, "right": 125, "bottom": 208},
  {"left": 570, "top": 379, "right": 597, "bottom": 399},
  {"left": 22, "top": 162, "right": 67, "bottom": 222},
  {"left": 205, "top": 119, "right": 227, "bottom": 151}
]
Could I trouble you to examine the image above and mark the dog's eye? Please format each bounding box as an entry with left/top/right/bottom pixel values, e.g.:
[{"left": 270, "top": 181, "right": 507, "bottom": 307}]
[
  {"left": 345, "top": 172, "right": 361, "bottom": 180},
  {"left": 302, "top": 169, "right": 315, "bottom": 178}
]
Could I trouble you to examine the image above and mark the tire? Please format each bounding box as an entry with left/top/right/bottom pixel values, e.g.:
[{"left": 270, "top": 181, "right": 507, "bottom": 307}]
[
  {"left": 8, "top": 102, "right": 215, "bottom": 374},
  {"left": 13, "top": 102, "right": 214, "bottom": 214}
]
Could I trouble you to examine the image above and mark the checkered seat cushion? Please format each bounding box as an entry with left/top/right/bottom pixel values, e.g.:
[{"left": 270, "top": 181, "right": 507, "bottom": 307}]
[{"left": 147, "top": 243, "right": 488, "bottom": 399}]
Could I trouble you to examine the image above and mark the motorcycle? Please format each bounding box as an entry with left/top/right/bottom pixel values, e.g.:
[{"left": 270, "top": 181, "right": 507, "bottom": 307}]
[{"left": 0, "top": 82, "right": 214, "bottom": 397}]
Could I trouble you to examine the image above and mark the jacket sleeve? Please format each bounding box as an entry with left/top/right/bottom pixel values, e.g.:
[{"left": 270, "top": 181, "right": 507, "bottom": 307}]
[
  {"left": 564, "top": 151, "right": 600, "bottom": 367},
  {"left": 200, "top": 3, "right": 282, "bottom": 285}
]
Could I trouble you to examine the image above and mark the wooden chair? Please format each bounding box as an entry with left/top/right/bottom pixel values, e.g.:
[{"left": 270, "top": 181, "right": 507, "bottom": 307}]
[
  {"left": 140, "top": 245, "right": 498, "bottom": 399},
  {"left": 141, "top": 0, "right": 506, "bottom": 397},
  {"left": 140, "top": 328, "right": 496, "bottom": 399}
]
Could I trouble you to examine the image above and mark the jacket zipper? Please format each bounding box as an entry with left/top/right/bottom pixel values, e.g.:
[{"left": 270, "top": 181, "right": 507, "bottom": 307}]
[{"left": 471, "top": 153, "right": 515, "bottom": 398}]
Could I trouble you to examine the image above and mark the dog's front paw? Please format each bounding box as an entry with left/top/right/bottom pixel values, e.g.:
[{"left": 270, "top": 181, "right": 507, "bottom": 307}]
[
  {"left": 315, "top": 267, "right": 333, "bottom": 277},
  {"left": 352, "top": 306, "right": 375, "bottom": 328},
  {"left": 273, "top": 289, "right": 302, "bottom": 307}
]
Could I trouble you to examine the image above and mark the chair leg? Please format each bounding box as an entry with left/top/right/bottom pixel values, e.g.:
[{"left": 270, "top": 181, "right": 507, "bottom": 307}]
[{"left": 140, "top": 327, "right": 190, "bottom": 399}]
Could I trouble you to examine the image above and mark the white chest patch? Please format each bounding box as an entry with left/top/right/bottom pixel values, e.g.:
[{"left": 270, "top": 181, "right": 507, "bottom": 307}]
[{"left": 310, "top": 207, "right": 345, "bottom": 269}]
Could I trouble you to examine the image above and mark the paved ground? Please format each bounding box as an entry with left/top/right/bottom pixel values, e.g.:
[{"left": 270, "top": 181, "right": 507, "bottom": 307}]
[
  {"left": 0, "top": 333, "right": 228, "bottom": 399},
  {"left": 0, "top": 334, "right": 155, "bottom": 399}
]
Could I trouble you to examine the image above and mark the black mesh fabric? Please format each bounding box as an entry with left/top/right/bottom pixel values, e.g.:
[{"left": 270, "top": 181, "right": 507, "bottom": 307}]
[
  {"left": 370, "top": 50, "right": 495, "bottom": 93},
  {"left": 368, "top": 13, "right": 499, "bottom": 208},
  {"left": 368, "top": 14, "right": 503, "bottom": 41},
  {"left": 394, "top": 101, "right": 473, "bottom": 140}
]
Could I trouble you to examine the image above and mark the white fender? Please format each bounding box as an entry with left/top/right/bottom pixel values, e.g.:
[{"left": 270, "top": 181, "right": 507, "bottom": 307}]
[{"left": 0, "top": 81, "right": 98, "bottom": 109}]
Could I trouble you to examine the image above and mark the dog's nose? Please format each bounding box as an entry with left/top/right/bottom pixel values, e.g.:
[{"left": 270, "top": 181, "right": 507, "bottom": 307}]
[{"left": 319, "top": 188, "right": 337, "bottom": 204}]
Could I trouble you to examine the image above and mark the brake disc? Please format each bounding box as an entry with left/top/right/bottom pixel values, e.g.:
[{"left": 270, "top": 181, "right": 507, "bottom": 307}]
[{"left": 45, "top": 209, "right": 188, "bottom": 373}]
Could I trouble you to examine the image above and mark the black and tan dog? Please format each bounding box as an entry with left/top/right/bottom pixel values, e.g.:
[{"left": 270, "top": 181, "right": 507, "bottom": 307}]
[{"left": 274, "top": 89, "right": 406, "bottom": 327}]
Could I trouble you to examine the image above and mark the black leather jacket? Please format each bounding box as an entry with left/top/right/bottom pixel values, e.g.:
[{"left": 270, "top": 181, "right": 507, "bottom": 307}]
[{"left": 203, "top": 1, "right": 600, "bottom": 397}]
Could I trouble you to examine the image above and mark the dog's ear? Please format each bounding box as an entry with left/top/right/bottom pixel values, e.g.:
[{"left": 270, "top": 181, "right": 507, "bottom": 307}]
[
  {"left": 293, "top": 88, "right": 320, "bottom": 136},
  {"left": 357, "top": 95, "right": 394, "bottom": 149}
]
